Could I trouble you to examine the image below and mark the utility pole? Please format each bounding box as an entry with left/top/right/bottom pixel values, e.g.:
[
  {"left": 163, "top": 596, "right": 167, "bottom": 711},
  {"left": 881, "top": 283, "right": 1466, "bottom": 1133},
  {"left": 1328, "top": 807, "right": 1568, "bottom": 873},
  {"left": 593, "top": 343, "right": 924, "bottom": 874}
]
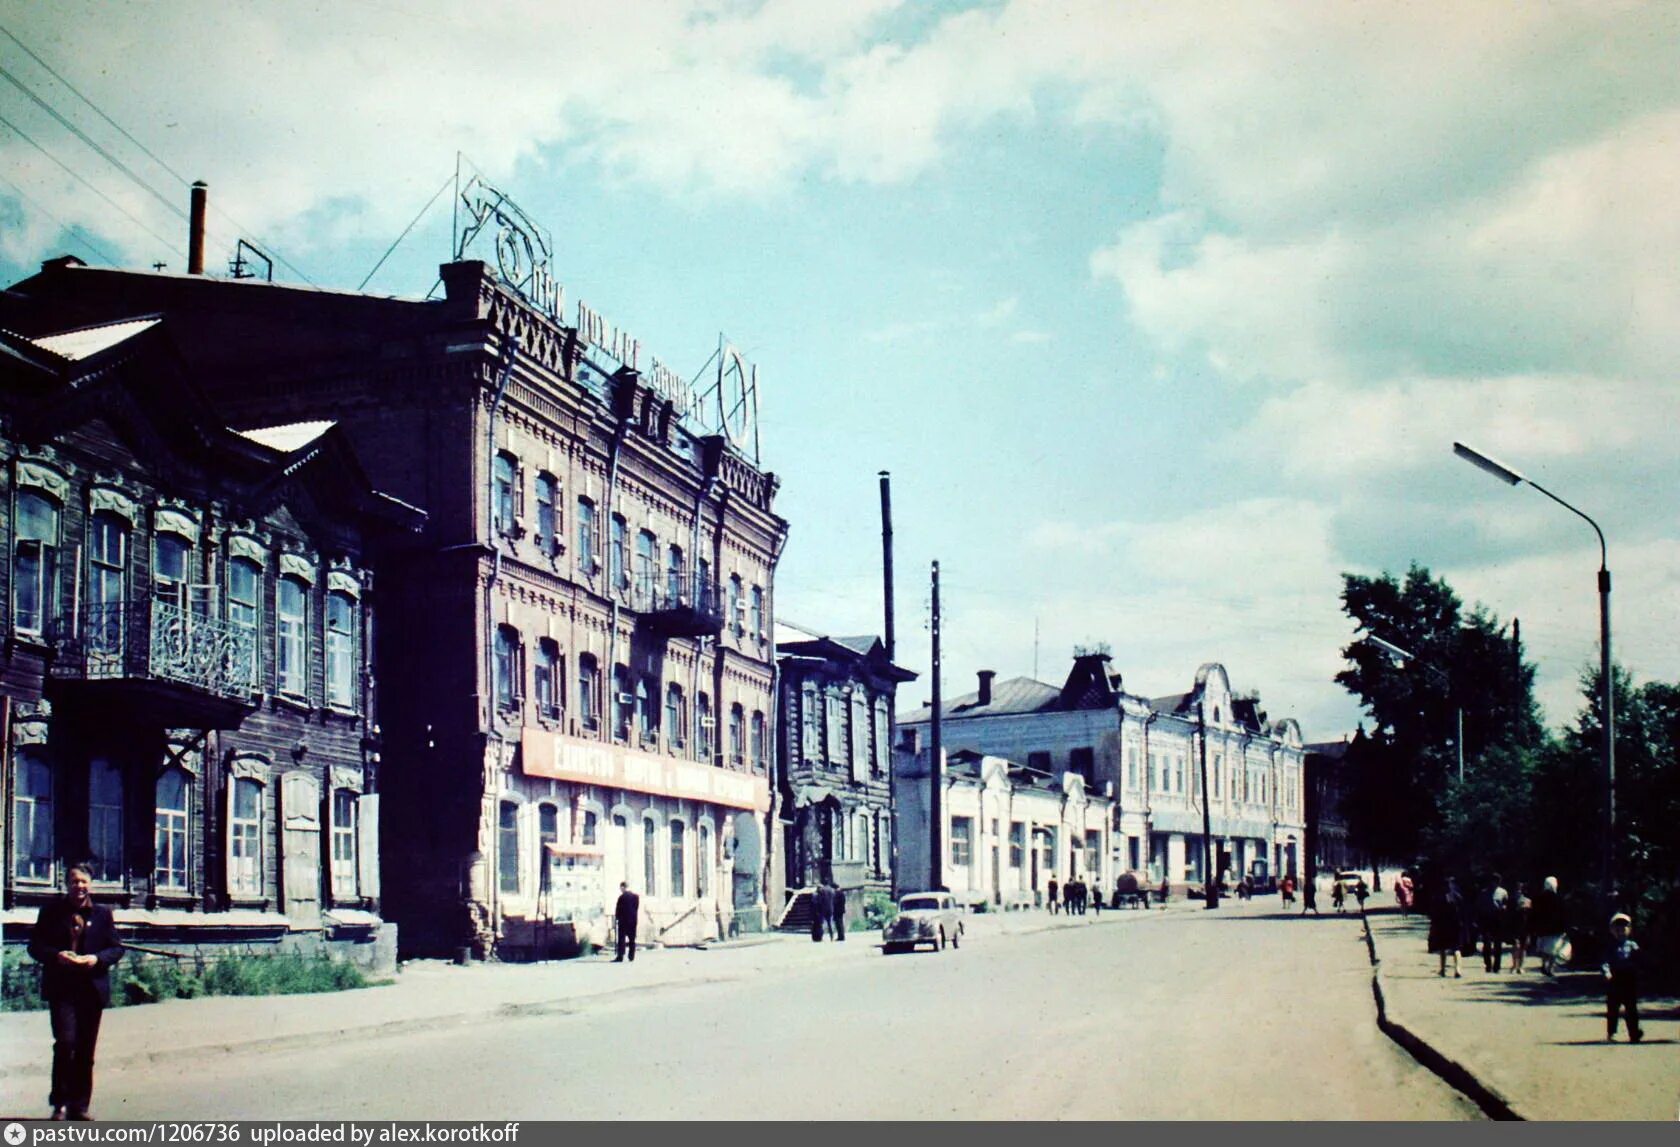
[
  {"left": 879, "top": 472, "right": 895, "bottom": 662},
  {"left": 880, "top": 471, "right": 897, "bottom": 898},
  {"left": 1199, "top": 703, "right": 1218, "bottom": 909},
  {"left": 930, "top": 561, "right": 943, "bottom": 892}
]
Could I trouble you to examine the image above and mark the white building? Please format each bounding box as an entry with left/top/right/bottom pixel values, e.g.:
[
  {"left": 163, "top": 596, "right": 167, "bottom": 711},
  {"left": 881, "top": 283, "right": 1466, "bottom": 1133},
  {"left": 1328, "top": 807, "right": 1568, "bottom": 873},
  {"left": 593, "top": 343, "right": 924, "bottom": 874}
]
[
  {"left": 893, "top": 748, "right": 1113, "bottom": 907},
  {"left": 899, "top": 653, "right": 1307, "bottom": 892}
]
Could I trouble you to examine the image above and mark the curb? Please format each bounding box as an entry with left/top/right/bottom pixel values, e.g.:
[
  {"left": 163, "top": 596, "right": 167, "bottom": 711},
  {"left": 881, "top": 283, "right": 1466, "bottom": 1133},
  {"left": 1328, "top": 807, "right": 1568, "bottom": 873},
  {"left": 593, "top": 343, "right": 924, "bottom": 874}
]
[{"left": 1358, "top": 906, "right": 1523, "bottom": 1121}]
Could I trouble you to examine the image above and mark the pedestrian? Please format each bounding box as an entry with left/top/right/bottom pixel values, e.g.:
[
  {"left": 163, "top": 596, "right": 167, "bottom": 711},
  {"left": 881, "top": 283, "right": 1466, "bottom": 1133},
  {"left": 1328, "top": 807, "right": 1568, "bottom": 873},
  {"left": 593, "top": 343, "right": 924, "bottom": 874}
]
[
  {"left": 812, "top": 881, "right": 834, "bottom": 941},
  {"left": 1354, "top": 877, "right": 1369, "bottom": 912},
  {"left": 1280, "top": 874, "right": 1295, "bottom": 908},
  {"left": 1301, "top": 875, "right": 1319, "bottom": 915},
  {"left": 29, "top": 864, "right": 124, "bottom": 1120},
  {"left": 1332, "top": 879, "right": 1345, "bottom": 913},
  {"left": 1531, "top": 876, "right": 1568, "bottom": 976},
  {"left": 1047, "top": 876, "right": 1060, "bottom": 915},
  {"left": 1479, "top": 874, "right": 1509, "bottom": 972},
  {"left": 1428, "top": 875, "right": 1466, "bottom": 978},
  {"left": 1602, "top": 912, "right": 1643, "bottom": 1043},
  {"left": 1394, "top": 870, "right": 1415, "bottom": 913},
  {"left": 831, "top": 883, "right": 847, "bottom": 941},
  {"left": 1506, "top": 882, "right": 1531, "bottom": 973},
  {"left": 1091, "top": 879, "right": 1104, "bottom": 916},
  {"left": 613, "top": 881, "right": 640, "bottom": 962},
  {"left": 1157, "top": 875, "right": 1170, "bottom": 905}
]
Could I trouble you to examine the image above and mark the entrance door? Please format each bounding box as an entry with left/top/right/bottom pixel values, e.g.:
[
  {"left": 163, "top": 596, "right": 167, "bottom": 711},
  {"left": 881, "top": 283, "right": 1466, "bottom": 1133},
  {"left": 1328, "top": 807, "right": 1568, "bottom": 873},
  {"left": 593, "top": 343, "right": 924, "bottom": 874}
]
[{"left": 991, "top": 844, "right": 1001, "bottom": 903}]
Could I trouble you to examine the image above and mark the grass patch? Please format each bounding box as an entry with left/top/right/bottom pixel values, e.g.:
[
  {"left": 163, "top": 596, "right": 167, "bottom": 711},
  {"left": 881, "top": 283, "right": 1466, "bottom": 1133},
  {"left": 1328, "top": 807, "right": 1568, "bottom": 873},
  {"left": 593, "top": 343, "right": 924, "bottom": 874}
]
[{"left": 2, "top": 948, "right": 368, "bottom": 1011}]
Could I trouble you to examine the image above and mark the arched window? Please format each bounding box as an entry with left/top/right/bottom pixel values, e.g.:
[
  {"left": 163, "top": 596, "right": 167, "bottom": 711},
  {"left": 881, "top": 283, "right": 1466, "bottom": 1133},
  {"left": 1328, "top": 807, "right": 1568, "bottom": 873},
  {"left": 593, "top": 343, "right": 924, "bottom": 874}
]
[
  {"left": 13, "top": 492, "right": 59, "bottom": 635},
  {"left": 12, "top": 749, "right": 53, "bottom": 882},
  {"left": 578, "top": 654, "right": 600, "bottom": 730},
  {"left": 154, "top": 531, "right": 192, "bottom": 602},
  {"left": 498, "top": 801, "right": 520, "bottom": 895},
  {"left": 695, "top": 693, "right": 713, "bottom": 762},
  {"left": 276, "top": 576, "right": 308, "bottom": 696},
  {"left": 581, "top": 809, "right": 599, "bottom": 847},
  {"left": 751, "top": 710, "right": 766, "bottom": 774},
  {"left": 535, "top": 640, "right": 561, "bottom": 721},
  {"left": 666, "top": 545, "right": 685, "bottom": 605},
  {"left": 326, "top": 591, "right": 357, "bottom": 709},
  {"left": 88, "top": 758, "right": 124, "bottom": 885},
  {"left": 229, "top": 776, "right": 263, "bottom": 897},
  {"left": 642, "top": 817, "right": 658, "bottom": 895},
  {"left": 154, "top": 768, "right": 191, "bottom": 891},
  {"left": 729, "top": 704, "right": 746, "bottom": 767},
  {"left": 669, "top": 820, "right": 686, "bottom": 899},
  {"left": 697, "top": 824, "right": 712, "bottom": 898},
  {"left": 331, "top": 789, "right": 358, "bottom": 900},
  {"left": 492, "top": 452, "right": 517, "bottom": 535},
  {"left": 534, "top": 473, "right": 560, "bottom": 554}
]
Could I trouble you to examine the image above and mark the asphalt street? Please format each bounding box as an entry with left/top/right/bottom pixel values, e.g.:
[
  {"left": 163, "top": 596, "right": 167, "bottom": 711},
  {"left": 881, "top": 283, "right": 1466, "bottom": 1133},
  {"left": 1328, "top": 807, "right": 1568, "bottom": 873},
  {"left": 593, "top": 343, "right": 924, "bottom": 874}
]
[{"left": 69, "top": 906, "right": 1478, "bottom": 1120}]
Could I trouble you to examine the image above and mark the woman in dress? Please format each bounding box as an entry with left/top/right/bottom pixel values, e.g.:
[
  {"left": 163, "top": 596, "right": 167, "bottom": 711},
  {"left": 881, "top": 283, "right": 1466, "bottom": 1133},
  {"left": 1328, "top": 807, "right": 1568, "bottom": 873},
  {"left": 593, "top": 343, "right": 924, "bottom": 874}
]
[
  {"left": 1428, "top": 875, "right": 1467, "bottom": 978},
  {"left": 1530, "top": 876, "right": 1567, "bottom": 976}
]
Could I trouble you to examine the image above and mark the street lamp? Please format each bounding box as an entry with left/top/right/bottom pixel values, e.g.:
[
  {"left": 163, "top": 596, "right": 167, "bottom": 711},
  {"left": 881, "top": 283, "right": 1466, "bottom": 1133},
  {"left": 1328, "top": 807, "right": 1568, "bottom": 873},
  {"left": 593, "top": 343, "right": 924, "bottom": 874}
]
[
  {"left": 1453, "top": 441, "right": 1615, "bottom": 907},
  {"left": 1367, "top": 633, "right": 1464, "bottom": 785}
]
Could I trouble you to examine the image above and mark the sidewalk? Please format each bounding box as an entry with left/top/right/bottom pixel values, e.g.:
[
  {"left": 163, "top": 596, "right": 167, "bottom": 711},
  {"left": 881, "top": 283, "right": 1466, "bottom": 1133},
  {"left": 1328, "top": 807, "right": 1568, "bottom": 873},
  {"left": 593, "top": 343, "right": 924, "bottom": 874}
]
[
  {"left": 1363, "top": 905, "right": 1680, "bottom": 1121},
  {"left": 0, "top": 899, "right": 1171, "bottom": 1098}
]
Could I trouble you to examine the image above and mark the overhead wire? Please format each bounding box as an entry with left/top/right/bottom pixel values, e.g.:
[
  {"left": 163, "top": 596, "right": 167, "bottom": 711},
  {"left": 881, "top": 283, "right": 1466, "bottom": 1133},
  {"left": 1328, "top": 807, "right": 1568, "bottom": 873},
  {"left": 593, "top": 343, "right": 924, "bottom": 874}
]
[
  {"left": 0, "top": 172, "right": 121, "bottom": 266},
  {"left": 357, "top": 170, "right": 454, "bottom": 292}
]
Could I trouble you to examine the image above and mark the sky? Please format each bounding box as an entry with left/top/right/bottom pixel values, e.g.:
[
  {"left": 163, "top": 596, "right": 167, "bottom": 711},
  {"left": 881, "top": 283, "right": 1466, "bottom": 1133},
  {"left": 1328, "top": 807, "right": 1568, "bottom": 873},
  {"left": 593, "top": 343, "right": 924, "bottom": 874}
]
[{"left": 1, "top": 1, "right": 1675, "bottom": 742}]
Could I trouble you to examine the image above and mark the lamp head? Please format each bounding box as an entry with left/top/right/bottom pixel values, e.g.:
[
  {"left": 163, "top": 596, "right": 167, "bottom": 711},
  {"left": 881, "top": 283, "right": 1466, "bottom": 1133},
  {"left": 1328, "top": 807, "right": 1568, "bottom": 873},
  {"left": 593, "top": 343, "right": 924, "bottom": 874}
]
[
  {"left": 1368, "top": 634, "right": 1415, "bottom": 663},
  {"left": 1453, "top": 442, "right": 1524, "bottom": 486}
]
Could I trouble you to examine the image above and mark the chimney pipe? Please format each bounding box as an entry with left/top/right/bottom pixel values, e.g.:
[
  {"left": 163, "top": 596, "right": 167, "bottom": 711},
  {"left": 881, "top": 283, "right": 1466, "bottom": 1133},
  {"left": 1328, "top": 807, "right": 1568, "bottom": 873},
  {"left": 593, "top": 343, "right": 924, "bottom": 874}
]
[
  {"left": 188, "top": 181, "right": 207, "bottom": 275},
  {"left": 977, "top": 670, "right": 995, "bottom": 706}
]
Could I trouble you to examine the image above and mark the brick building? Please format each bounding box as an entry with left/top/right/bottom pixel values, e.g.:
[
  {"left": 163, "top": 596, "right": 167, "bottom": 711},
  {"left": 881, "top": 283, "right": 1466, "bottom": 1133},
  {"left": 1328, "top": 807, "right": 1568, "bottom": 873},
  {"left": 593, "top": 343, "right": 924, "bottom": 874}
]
[
  {"left": 0, "top": 311, "right": 420, "bottom": 969},
  {"left": 0, "top": 248, "right": 789, "bottom": 958}
]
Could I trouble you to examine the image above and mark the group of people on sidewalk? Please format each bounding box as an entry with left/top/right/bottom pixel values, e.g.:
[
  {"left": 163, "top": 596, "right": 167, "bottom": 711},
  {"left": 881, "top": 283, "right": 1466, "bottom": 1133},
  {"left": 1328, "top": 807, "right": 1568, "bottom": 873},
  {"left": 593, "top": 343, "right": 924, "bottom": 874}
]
[
  {"left": 810, "top": 881, "right": 847, "bottom": 941},
  {"left": 1045, "top": 875, "right": 1097, "bottom": 915},
  {"left": 1422, "top": 871, "right": 1648, "bottom": 1043}
]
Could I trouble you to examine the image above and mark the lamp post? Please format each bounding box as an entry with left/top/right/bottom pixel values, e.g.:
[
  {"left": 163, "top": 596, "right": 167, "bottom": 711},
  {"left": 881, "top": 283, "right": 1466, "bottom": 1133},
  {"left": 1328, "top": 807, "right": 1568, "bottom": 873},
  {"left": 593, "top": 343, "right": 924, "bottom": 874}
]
[
  {"left": 1368, "top": 634, "right": 1464, "bottom": 785},
  {"left": 1453, "top": 441, "right": 1615, "bottom": 907},
  {"left": 1198, "top": 703, "right": 1218, "bottom": 909}
]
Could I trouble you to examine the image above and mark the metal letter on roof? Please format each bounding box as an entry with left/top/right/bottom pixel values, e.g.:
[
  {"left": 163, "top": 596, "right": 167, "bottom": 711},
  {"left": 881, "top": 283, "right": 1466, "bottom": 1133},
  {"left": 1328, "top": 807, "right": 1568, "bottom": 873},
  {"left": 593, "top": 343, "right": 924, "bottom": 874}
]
[{"left": 454, "top": 175, "right": 566, "bottom": 326}]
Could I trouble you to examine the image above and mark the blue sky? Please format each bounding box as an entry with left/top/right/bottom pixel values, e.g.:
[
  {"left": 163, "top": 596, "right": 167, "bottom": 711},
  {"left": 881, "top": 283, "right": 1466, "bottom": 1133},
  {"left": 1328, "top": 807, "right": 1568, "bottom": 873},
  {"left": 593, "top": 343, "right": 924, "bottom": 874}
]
[{"left": 2, "top": 1, "right": 1676, "bottom": 740}]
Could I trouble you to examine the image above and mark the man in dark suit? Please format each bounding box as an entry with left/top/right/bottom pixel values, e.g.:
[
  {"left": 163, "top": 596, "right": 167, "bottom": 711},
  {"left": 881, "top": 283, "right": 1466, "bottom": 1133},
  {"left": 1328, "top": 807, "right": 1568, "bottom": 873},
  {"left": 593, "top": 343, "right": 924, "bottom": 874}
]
[
  {"left": 613, "top": 881, "right": 640, "bottom": 962},
  {"left": 29, "top": 864, "right": 124, "bottom": 1120},
  {"left": 831, "top": 883, "right": 847, "bottom": 941},
  {"left": 813, "top": 881, "right": 834, "bottom": 941}
]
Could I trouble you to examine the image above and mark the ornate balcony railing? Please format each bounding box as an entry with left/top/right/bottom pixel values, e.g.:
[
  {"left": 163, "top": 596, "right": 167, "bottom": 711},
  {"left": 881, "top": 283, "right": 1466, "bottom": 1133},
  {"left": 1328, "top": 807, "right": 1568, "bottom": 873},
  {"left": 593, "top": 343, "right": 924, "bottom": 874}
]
[
  {"left": 624, "top": 572, "right": 724, "bottom": 637},
  {"left": 50, "top": 599, "right": 259, "bottom": 701}
]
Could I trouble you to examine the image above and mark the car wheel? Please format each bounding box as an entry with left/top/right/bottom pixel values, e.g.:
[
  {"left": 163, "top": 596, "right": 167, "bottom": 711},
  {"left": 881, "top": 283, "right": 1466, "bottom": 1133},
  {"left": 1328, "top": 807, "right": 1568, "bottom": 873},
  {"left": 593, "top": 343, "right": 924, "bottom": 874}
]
[{"left": 952, "top": 925, "right": 961, "bottom": 949}]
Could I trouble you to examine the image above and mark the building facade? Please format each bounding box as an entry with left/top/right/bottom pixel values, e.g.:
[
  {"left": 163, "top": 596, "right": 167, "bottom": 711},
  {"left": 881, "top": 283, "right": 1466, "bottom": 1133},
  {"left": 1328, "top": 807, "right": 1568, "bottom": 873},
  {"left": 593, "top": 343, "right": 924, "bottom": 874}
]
[
  {"left": 1304, "top": 735, "right": 1358, "bottom": 876},
  {"left": 892, "top": 748, "right": 1113, "bottom": 907},
  {"left": 1, "top": 251, "right": 789, "bottom": 958},
  {"left": 771, "top": 622, "right": 915, "bottom": 926},
  {"left": 0, "top": 313, "right": 419, "bottom": 970},
  {"left": 899, "top": 652, "right": 1307, "bottom": 892}
]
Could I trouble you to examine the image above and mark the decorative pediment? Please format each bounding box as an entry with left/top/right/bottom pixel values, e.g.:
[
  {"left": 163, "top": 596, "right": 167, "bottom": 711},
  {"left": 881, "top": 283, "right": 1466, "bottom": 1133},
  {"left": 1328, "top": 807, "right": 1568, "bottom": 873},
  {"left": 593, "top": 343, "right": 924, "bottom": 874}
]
[
  {"left": 15, "top": 459, "right": 69, "bottom": 502},
  {"left": 89, "top": 485, "right": 138, "bottom": 522},
  {"left": 279, "top": 553, "right": 317, "bottom": 584}
]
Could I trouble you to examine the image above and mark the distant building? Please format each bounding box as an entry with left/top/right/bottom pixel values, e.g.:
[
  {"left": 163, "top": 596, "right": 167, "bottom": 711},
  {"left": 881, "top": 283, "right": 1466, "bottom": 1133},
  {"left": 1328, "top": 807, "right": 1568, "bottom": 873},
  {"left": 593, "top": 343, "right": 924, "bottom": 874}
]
[
  {"left": 899, "top": 652, "right": 1307, "bottom": 894},
  {"left": 771, "top": 622, "right": 915, "bottom": 927},
  {"left": 1304, "top": 734, "right": 1358, "bottom": 876},
  {"left": 893, "top": 748, "right": 1113, "bottom": 908},
  {"left": 0, "top": 314, "right": 420, "bottom": 969}
]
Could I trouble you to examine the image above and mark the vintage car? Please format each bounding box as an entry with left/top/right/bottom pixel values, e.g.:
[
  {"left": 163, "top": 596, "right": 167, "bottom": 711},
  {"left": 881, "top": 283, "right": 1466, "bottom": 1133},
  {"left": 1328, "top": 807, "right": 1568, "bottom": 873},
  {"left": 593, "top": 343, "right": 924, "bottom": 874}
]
[{"left": 882, "top": 891, "right": 964, "bottom": 953}]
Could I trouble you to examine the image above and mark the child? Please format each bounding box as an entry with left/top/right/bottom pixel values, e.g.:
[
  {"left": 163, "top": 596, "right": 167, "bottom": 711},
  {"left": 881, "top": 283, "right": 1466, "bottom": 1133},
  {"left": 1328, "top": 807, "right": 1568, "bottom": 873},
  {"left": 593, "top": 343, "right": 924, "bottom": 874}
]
[{"left": 1602, "top": 913, "right": 1643, "bottom": 1043}]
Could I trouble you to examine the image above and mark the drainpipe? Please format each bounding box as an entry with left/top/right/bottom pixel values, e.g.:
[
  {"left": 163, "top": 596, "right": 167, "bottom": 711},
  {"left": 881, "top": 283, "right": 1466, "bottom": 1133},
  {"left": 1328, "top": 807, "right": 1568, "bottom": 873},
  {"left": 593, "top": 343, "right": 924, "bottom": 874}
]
[
  {"left": 600, "top": 414, "right": 631, "bottom": 741},
  {"left": 481, "top": 336, "right": 519, "bottom": 951}
]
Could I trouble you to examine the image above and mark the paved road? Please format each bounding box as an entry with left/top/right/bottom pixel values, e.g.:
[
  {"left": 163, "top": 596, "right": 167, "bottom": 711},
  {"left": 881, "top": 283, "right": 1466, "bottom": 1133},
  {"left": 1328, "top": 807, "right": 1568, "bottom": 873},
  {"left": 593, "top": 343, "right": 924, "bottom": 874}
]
[{"left": 81, "top": 906, "right": 1479, "bottom": 1120}]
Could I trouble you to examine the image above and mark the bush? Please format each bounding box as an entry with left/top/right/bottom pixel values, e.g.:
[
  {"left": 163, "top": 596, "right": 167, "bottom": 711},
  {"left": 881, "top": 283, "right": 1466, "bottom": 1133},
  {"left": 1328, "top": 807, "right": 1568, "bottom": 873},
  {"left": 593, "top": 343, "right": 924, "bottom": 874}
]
[
  {"left": 2, "top": 948, "right": 44, "bottom": 1011},
  {"left": 863, "top": 891, "right": 897, "bottom": 930},
  {"left": 3, "top": 947, "right": 367, "bottom": 1010}
]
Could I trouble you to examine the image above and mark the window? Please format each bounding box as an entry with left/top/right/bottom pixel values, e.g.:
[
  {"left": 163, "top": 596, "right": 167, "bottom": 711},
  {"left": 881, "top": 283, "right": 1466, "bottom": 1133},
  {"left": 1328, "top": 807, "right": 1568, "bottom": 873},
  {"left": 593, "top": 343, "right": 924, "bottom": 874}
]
[
  {"left": 800, "top": 684, "right": 818, "bottom": 761},
  {"left": 1026, "top": 751, "right": 1051, "bottom": 773},
  {"left": 1213, "top": 753, "right": 1222, "bottom": 799},
  {"left": 951, "top": 816, "right": 972, "bottom": 868},
  {"left": 665, "top": 683, "right": 685, "bottom": 749},
  {"left": 849, "top": 693, "right": 865, "bottom": 775},
  {"left": 12, "top": 749, "right": 53, "bottom": 882},
  {"left": 13, "top": 492, "right": 59, "bottom": 635},
  {"left": 728, "top": 575, "right": 743, "bottom": 634},
  {"left": 696, "top": 693, "right": 713, "bottom": 762},
  {"left": 877, "top": 810, "right": 891, "bottom": 876},
  {"left": 534, "top": 473, "right": 559, "bottom": 553},
  {"left": 1126, "top": 748, "right": 1138, "bottom": 790},
  {"left": 578, "top": 654, "right": 599, "bottom": 730},
  {"left": 229, "top": 776, "right": 262, "bottom": 897},
  {"left": 749, "top": 584, "right": 764, "bottom": 639},
  {"left": 1149, "top": 753, "right": 1159, "bottom": 790},
  {"left": 824, "top": 692, "right": 841, "bottom": 763},
  {"left": 494, "top": 626, "right": 520, "bottom": 712},
  {"left": 88, "top": 759, "right": 124, "bottom": 884},
  {"left": 642, "top": 818, "right": 658, "bottom": 896},
  {"left": 492, "top": 452, "right": 517, "bottom": 535},
  {"left": 581, "top": 809, "right": 599, "bottom": 846},
  {"left": 326, "top": 591, "right": 357, "bottom": 709},
  {"left": 577, "top": 498, "right": 598, "bottom": 572},
  {"left": 729, "top": 703, "right": 745, "bottom": 767},
  {"left": 154, "top": 532, "right": 191, "bottom": 601},
  {"left": 227, "top": 557, "right": 260, "bottom": 636},
  {"left": 635, "top": 530, "right": 657, "bottom": 602},
  {"left": 538, "top": 804, "right": 559, "bottom": 886},
  {"left": 1084, "top": 830, "right": 1100, "bottom": 876},
  {"left": 872, "top": 700, "right": 889, "bottom": 777},
  {"left": 1070, "top": 747, "right": 1094, "bottom": 784},
  {"left": 498, "top": 801, "right": 520, "bottom": 895},
  {"left": 88, "top": 513, "right": 127, "bottom": 659},
  {"left": 1009, "top": 822, "right": 1025, "bottom": 868},
  {"left": 1175, "top": 756, "right": 1185, "bottom": 793},
  {"left": 666, "top": 545, "right": 684, "bottom": 605},
  {"left": 1040, "top": 828, "right": 1056, "bottom": 879},
  {"left": 535, "top": 640, "right": 561, "bottom": 721},
  {"left": 276, "top": 576, "right": 308, "bottom": 697},
  {"left": 610, "top": 515, "right": 628, "bottom": 591},
  {"left": 698, "top": 824, "right": 711, "bottom": 897},
  {"left": 636, "top": 676, "right": 657, "bottom": 744},
  {"left": 751, "top": 711, "right": 766, "bottom": 774},
  {"left": 696, "top": 557, "right": 711, "bottom": 605},
  {"left": 154, "top": 768, "right": 190, "bottom": 891},
  {"left": 613, "top": 666, "right": 634, "bottom": 742},
  {"left": 669, "top": 820, "right": 686, "bottom": 899},
  {"left": 331, "top": 789, "right": 358, "bottom": 900}
]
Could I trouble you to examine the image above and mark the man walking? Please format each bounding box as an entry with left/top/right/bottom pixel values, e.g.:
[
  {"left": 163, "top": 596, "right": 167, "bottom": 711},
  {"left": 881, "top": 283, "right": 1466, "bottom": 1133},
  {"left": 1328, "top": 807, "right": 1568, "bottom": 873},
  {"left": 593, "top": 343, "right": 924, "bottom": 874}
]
[
  {"left": 831, "top": 883, "right": 847, "bottom": 941},
  {"left": 613, "top": 881, "right": 640, "bottom": 962},
  {"left": 813, "top": 881, "right": 834, "bottom": 941},
  {"left": 1047, "top": 876, "right": 1060, "bottom": 915},
  {"left": 1480, "top": 874, "right": 1509, "bottom": 972},
  {"left": 29, "top": 864, "right": 123, "bottom": 1120}
]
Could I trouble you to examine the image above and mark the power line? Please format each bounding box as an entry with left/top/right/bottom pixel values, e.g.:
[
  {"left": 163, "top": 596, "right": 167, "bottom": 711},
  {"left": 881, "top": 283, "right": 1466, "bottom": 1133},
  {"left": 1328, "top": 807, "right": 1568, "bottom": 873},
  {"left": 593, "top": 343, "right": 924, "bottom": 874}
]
[
  {"left": 0, "top": 173, "right": 120, "bottom": 266},
  {"left": 358, "top": 170, "right": 454, "bottom": 292},
  {"left": 0, "top": 110, "right": 182, "bottom": 257}
]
